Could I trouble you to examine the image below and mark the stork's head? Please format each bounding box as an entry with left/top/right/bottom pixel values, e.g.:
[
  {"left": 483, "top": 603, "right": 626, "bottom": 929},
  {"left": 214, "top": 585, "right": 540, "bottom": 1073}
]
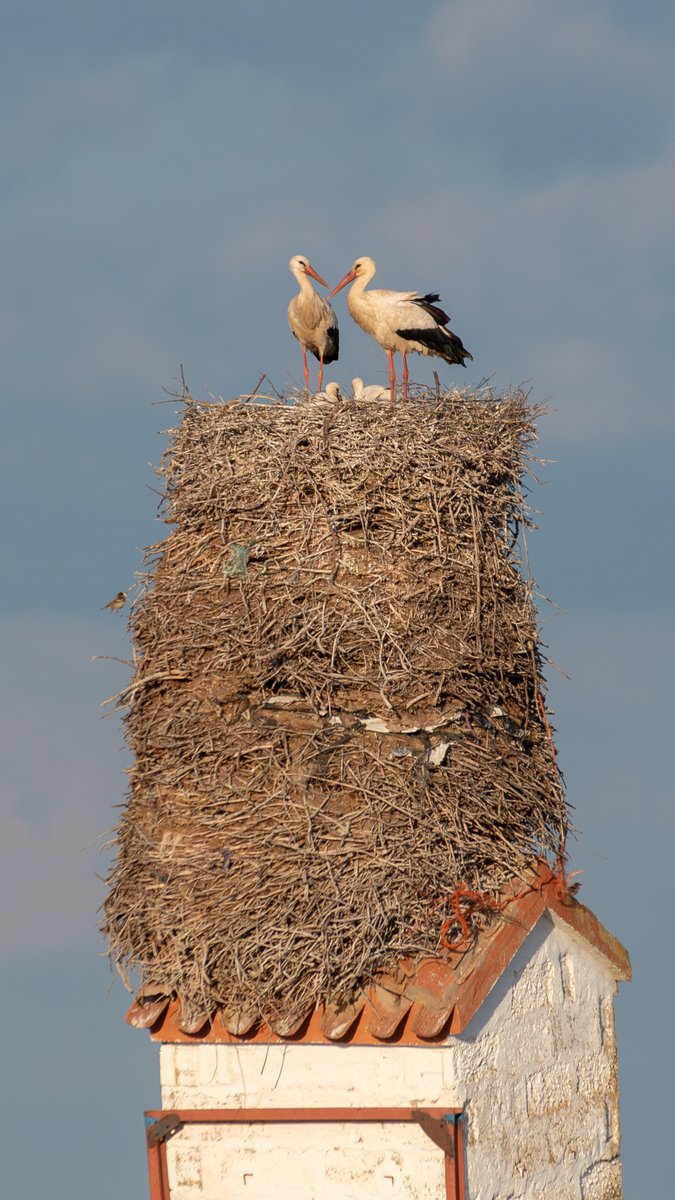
[
  {"left": 289, "top": 255, "right": 329, "bottom": 288},
  {"left": 328, "top": 257, "right": 376, "bottom": 297}
]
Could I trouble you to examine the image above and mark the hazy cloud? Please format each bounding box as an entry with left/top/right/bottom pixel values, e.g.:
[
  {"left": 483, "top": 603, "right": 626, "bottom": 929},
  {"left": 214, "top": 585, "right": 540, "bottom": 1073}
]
[
  {"left": 0, "top": 615, "right": 130, "bottom": 954},
  {"left": 5, "top": 12, "right": 672, "bottom": 433},
  {"left": 362, "top": 148, "right": 675, "bottom": 440},
  {"left": 423, "top": 0, "right": 673, "bottom": 181}
]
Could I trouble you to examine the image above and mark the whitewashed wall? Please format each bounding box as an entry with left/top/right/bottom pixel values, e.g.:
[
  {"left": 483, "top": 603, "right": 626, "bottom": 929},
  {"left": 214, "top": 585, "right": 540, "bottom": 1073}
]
[
  {"left": 159, "top": 913, "right": 623, "bottom": 1199},
  {"left": 160, "top": 1043, "right": 463, "bottom": 1199},
  {"left": 454, "top": 914, "right": 623, "bottom": 1199}
]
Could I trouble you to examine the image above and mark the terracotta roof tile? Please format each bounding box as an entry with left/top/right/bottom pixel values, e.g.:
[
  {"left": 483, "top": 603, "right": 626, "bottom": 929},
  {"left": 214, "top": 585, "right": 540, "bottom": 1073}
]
[
  {"left": 126, "top": 995, "right": 170, "bottom": 1030},
  {"left": 176, "top": 1007, "right": 212, "bottom": 1037},
  {"left": 266, "top": 1010, "right": 311, "bottom": 1039},
  {"left": 360, "top": 984, "right": 412, "bottom": 1041},
  {"left": 218, "top": 1008, "right": 258, "bottom": 1038},
  {"left": 408, "top": 999, "right": 456, "bottom": 1041},
  {"left": 321, "top": 996, "right": 366, "bottom": 1041}
]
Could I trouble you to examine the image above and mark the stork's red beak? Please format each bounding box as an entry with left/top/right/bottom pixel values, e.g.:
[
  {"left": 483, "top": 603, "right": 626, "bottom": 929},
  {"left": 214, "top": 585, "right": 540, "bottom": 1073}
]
[
  {"left": 327, "top": 268, "right": 357, "bottom": 299},
  {"left": 303, "top": 262, "right": 329, "bottom": 289}
]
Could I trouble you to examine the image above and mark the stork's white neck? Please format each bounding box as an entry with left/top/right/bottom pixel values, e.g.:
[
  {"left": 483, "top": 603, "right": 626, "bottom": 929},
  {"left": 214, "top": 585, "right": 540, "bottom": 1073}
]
[
  {"left": 290, "top": 266, "right": 312, "bottom": 297},
  {"left": 352, "top": 257, "right": 377, "bottom": 292}
]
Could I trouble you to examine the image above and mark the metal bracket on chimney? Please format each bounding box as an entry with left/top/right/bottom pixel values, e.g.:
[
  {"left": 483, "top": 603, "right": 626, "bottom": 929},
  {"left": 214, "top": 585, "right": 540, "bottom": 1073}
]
[
  {"left": 411, "top": 1108, "right": 458, "bottom": 1157},
  {"left": 146, "top": 1112, "right": 183, "bottom": 1148}
]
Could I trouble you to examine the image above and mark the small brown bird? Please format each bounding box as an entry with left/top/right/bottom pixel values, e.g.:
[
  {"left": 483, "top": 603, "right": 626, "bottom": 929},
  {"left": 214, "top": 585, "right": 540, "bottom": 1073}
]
[
  {"left": 288, "top": 254, "right": 339, "bottom": 392},
  {"left": 102, "top": 591, "right": 127, "bottom": 611}
]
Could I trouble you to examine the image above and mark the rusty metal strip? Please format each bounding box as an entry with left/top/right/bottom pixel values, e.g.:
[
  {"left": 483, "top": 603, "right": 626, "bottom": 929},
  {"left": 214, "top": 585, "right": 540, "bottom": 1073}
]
[
  {"left": 145, "top": 1105, "right": 460, "bottom": 1124},
  {"left": 455, "top": 1112, "right": 467, "bottom": 1200},
  {"left": 143, "top": 1106, "right": 466, "bottom": 1199},
  {"left": 145, "top": 1136, "right": 167, "bottom": 1200}
]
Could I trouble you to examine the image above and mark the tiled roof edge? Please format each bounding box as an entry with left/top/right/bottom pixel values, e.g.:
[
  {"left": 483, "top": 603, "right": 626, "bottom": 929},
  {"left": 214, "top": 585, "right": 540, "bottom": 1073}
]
[{"left": 126, "top": 864, "right": 630, "bottom": 1045}]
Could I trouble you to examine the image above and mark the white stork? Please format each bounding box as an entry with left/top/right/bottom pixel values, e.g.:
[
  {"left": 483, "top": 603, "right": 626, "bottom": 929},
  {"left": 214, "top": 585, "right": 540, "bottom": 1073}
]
[
  {"left": 328, "top": 256, "right": 472, "bottom": 402},
  {"left": 351, "top": 377, "right": 390, "bottom": 401},
  {"left": 288, "top": 255, "right": 339, "bottom": 392}
]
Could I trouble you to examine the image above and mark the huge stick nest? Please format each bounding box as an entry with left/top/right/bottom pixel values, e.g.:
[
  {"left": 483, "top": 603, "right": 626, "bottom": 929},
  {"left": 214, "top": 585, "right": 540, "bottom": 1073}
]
[{"left": 104, "top": 386, "right": 567, "bottom": 1027}]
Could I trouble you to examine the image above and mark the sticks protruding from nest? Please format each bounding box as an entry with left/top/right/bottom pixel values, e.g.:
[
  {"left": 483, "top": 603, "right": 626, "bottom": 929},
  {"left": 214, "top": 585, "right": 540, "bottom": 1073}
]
[{"left": 103, "top": 384, "right": 567, "bottom": 1023}]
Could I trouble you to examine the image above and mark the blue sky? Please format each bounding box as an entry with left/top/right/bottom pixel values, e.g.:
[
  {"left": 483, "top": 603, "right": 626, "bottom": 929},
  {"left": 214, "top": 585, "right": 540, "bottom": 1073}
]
[{"left": 1, "top": 1, "right": 673, "bottom": 1195}]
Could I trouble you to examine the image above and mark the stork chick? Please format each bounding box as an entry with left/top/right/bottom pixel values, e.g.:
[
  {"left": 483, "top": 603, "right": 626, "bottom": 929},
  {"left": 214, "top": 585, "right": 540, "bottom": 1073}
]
[{"left": 351, "top": 377, "right": 390, "bottom": 401}]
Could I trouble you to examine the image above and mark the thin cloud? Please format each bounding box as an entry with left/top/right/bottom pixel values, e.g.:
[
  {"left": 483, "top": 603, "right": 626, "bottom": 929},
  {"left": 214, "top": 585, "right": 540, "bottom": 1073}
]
[
  {"left": 362, "top": 149, "right": 675, "bottom": 441},
  {"left": 425, "top": 0, "right": 670, "bottom": 93},
  {"left": 0, "top": 615, "right": 131, "bottom": 955},
  {"left": 1, "top": 53, "right": 178, "bottom": 197},
  {"left": 420, "top": 0, "right": 673, "bottom": 182},
  {"left": 544, "top": 610, "right": 675, "bottom": 853}
]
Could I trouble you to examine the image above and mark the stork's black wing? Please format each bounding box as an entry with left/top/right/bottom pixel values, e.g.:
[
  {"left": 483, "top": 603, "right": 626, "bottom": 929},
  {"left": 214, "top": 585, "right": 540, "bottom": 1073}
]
[{"left": 410, "top": 292, "right": 452, "bottom": 327}]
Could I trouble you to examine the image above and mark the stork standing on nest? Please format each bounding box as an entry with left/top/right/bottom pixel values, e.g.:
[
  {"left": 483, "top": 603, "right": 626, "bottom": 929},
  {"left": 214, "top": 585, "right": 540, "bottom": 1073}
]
[
  {"left": 288, "top": 255, "right": 339, "bottom": 393},
  {"left": 329, "top": 256, "right": 472, "bottom": 402}
]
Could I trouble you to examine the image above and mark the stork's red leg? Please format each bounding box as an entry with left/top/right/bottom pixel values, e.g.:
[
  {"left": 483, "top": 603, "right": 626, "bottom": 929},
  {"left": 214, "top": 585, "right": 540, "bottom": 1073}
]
[
  {"left": 387, "top": 350, "right": 396, "bottom": 403},
  {"left": 317, "top": 354, "right": 324, "bottom": 393},
  {"left": 402, "top": 354, "right": 409, "bottom": 402},
  {"left": 302, "top": 350, "right": 309, "bottom": 391}
]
